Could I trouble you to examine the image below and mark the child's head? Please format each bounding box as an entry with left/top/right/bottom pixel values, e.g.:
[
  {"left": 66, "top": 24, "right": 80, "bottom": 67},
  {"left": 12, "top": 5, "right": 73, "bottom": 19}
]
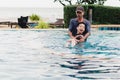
[{"left": 77, "top": 23, "right": 85, "bottom": 34}]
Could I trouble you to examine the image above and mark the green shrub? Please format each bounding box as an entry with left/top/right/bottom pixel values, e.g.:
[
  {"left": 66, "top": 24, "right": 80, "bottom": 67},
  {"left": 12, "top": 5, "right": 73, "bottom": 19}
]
[
  {"left": 35, "top": 21, "right": 49, "bottom": 29},
  {"left": 30, "top": 14, "right": 40, "bottom": 21},
  {"left": 64, "top": 5, "right": 120, "bottom": 27}
]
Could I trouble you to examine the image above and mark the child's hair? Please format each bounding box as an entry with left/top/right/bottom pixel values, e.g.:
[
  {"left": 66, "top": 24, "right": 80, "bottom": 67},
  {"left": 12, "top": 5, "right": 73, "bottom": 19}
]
[
  {"left": 78, "top": 22, "right": 85, "bottom": 25},
  {"left": 78, "top": 22, "right": 85, "bottom": 28}
]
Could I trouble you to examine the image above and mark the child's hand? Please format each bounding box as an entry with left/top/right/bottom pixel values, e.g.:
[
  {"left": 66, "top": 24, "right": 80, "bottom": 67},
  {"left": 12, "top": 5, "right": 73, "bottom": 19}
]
[
  {"left": 75, "top": 35, "right": 83, "bottom": 40},
  {"left": 79, "top": 36, "right": 85, "bottom": 42},
  {"left": 76, "top": 35, "right": 85, "bottom": 42}
]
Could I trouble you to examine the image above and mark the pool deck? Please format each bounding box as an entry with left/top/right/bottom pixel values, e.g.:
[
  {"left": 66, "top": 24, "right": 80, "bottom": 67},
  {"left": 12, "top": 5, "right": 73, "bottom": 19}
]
[
  {"left": 91, "top": 24, "right": 120, "bottom": 28},
  {"left": 0, "top": 24, "right": 120, "bottom": 29}
]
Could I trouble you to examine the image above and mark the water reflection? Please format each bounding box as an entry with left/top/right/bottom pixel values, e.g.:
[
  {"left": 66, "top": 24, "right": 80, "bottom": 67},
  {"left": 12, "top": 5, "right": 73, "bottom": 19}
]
[{"left": 59, "top": 55, "right": 120, "bottom": 79}]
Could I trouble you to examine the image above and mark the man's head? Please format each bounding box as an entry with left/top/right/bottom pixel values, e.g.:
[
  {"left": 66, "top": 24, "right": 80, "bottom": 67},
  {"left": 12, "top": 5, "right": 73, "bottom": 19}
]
[
  {"left": 76, "top": 6, "right": 84, "bottom": 18},
  {"left": 76, "top": 6, "right": 84, "bottom": 12},
  {"left": 77, "top": 23, "right": 85, "bottom": 34}
]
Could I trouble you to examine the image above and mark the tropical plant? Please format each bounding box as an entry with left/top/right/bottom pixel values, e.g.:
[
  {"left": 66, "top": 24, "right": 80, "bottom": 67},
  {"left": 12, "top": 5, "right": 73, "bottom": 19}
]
[
  {"left": 54, "top": 0, "right": 72, "bottom": 6},
  {"left": 54, "top": 0, "right": 107, "bottom": 6},
  {"left": 35, "top": 21, "right": 49, "bottom": 29},
  {"left": 30, "top": 14, "right": 40, "bottom": 21}
]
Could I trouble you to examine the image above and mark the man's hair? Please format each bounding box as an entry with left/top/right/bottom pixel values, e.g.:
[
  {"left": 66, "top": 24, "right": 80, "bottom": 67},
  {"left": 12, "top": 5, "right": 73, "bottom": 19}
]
[{"left": 76, "top": 6, "right": 84, "bottom": 11}]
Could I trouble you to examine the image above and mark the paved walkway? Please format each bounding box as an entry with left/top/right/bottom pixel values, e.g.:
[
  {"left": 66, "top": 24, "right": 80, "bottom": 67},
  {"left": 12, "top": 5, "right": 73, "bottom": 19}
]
[
  {"left": 91, "top": 24, "right": 120, "bottom": 28},
  {"left": 0, "top": 24, "right": 120, "bottom": 29}
]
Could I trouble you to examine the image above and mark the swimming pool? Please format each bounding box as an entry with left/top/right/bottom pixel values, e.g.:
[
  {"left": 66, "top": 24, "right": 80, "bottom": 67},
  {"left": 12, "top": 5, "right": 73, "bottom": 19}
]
[{"left": 0, "top": 29, "right": 120, "bottom": 80}]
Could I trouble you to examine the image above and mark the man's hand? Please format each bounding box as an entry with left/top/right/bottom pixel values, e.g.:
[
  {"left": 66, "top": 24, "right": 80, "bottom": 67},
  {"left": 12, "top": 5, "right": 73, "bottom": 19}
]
[
  {"left": 79, "top": 38, "right": 85, "bottom": 42},
  {"left": 78, "top": 36, "right": 85, "bottom": 42},
  {"left": 75, "top": 35, "right": 83, "bottom": 39}
]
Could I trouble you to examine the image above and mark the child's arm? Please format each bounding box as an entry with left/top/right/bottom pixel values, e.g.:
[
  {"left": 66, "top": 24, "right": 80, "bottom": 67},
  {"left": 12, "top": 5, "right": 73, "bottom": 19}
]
[
  {"left": 75, "top": 35, "right": 84, "bottom": 40},
  {"left": 75, "top": 35, "right": 84, "bottom": 42}
]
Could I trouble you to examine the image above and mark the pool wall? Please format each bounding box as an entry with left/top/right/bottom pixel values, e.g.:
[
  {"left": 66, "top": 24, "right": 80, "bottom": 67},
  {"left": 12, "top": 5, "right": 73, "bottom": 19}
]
[{"left": 92, "top": 24, "right": 120, "bottom": 30}]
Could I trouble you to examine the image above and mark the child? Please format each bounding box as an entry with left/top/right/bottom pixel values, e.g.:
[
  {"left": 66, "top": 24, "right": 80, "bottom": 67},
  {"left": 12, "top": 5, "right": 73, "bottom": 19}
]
[{"left": 66, "top": 23, "right": 85, "bottom": 47}]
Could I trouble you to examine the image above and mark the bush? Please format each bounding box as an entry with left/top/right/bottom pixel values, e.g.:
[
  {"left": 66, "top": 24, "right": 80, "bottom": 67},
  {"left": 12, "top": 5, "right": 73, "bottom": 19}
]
[
  {"left": 35, "top": 21, "right": 49, "bottom": 29},
  {"left": 64, "top": 5, "right": 120, "bottom": 27},
  {"left": 30, "top": 14, "right": 40, "bottom": 21}
]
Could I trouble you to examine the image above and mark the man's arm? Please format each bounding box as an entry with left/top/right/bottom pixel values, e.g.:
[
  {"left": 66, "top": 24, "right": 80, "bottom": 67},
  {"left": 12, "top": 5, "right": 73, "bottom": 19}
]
[
  {"left": 68, "top": 31, "right": 75, "bottom": 39},
  {"left": 83, "top": 32, "right": 90, "bottom": 40}
]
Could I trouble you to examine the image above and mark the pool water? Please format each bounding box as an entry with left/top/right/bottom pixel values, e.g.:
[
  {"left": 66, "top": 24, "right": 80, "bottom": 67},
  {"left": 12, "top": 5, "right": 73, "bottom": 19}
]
[
  {"left": 0, "top": 29, "right": 120, "bottom": 80},
  {"left": 99, "top": 27, "right": 120, "bottom": 31}
]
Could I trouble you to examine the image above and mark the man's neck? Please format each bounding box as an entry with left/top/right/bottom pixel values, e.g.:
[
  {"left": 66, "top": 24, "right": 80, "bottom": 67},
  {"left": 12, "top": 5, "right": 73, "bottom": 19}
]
[{"left": 77, "top": 17, "right": 84, "bottom": 22}]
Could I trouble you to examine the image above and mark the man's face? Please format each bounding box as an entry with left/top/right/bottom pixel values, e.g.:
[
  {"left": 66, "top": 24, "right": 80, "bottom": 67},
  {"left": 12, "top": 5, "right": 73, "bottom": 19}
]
[{"left": 76, "top": 10, "right": 84, "bottom": 18}]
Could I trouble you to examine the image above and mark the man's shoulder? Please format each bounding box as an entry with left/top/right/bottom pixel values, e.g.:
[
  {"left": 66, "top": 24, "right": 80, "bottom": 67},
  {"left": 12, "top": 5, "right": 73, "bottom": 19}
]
[
  {"left": 70, "top": 18, "right": 78, "bottom": 24},
  {"left": 84, "top": 19, "right": 90, "bottom": 22},
  {"left": 70, "top": 18, "right": 77, "bottom": 21},
  {"left": 83, "top": 19, "right": 90, "bottom": 24}
]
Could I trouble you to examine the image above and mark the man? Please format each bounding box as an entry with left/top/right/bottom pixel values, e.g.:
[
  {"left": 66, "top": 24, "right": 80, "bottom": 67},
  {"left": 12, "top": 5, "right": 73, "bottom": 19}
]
[{"left": 68, "top": 6, "right": 91, "bottom": 42}]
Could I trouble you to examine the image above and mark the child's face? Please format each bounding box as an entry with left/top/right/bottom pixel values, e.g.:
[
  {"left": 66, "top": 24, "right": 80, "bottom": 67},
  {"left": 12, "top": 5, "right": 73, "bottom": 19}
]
[{"left": 77, "top": 24, "right": 85, "bottom": 34}]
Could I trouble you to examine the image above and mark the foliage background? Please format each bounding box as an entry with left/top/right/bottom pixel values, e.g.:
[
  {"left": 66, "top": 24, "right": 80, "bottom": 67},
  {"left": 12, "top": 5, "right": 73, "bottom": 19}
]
[{"left": 64, "top": 5, "right": 120, "bottom": 28}]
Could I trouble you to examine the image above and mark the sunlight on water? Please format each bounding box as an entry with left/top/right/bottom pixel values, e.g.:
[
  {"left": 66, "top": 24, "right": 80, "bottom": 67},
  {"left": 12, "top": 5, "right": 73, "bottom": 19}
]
[{"left": 0, "top": 29, "right": 120, "bottom": 80}]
